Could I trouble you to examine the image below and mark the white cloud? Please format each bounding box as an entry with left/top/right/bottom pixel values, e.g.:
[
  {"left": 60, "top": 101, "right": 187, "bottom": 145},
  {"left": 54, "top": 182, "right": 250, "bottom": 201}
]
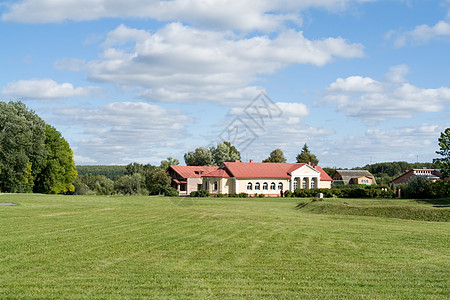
[
  {"left": 2, "top": 0, "right": 375, "bottom": 31},
  {"left": 86, "top": 23, "right": 363, "bottom": 104},
  {"left": 389, "top": 20, "right": 450, "bottom": 47},
  {"left": 1, "top": 79, "right": 102, "bottom": 100},
  {"left": 323, "top": 65, "right": 450, "bottom": 124},
  {"left": 54, "top": 102, "right": 193, "bottom": 164},
  {"left": 320, "top": 124, "right": 446, "bottom": 167}
]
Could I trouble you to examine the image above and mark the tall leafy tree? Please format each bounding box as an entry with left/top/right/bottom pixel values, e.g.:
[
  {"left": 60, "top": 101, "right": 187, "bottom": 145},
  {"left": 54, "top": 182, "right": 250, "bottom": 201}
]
[
  {"left": 211, "top": 142, "right": 241, "bottom": 165},
  {"left": 160, "top": 157, "right": 180, "bottom": 170},
  {"left": 34, "top": 125, "right": 77, "bottom": 194},
  {"left": 263, "top": 149, "right": 287, "bottom": 163},
  {"left": 184, "top": 147, "right": 214, "bottom": 166},
  {"left": 296, "top": 143, "right": 319, "bottom": 165},
  {"left": 0, "top": 101, "right": 46, "bottom": 192},
  {"left": 433, "top": 127, "right": 450, "bottom": 178}
]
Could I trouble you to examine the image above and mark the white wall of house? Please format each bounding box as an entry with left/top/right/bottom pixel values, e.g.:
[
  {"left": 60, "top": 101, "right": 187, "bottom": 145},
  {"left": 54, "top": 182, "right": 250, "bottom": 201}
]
[
  {"left": 187, "top": 178, "right": 203, "bottom": 194},
  {"left": 236, "top": 178, "right": 288, "bottom": 195},
  {"left": 290, "top": 165, "right": 322, "bottom": 190}
]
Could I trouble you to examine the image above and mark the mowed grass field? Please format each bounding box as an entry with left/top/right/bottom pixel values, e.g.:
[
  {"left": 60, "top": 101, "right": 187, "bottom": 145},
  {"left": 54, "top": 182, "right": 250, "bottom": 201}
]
[{"left": 0, "top": 194, "right": 449, "bottom": 299}]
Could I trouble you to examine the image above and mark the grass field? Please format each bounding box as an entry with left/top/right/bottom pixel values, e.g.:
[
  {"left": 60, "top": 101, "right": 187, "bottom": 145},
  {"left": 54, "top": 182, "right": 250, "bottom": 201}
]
[{"left": 0, "top": 194, "right": 449, "bottom": 299}]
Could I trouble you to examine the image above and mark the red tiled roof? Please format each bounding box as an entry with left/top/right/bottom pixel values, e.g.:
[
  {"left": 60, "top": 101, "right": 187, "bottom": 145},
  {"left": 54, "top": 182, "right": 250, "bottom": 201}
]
[
  {"left": 169, "top": 165, "right": 219, "bottom": 179},
  {"left": 203, "top": 168, "right": 232, "bottom": 178},
  {"left": 314, "top": 166, "right": 333, "bottom": 181},
  {"left": 219, "top": 161, "right": 333, "bottom": 181}
]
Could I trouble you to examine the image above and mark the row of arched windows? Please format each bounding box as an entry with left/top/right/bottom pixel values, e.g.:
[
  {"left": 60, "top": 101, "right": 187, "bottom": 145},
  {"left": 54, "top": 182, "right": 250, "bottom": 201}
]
[{"left": 247, "top": 182, "right": 283, "bottom": 191}]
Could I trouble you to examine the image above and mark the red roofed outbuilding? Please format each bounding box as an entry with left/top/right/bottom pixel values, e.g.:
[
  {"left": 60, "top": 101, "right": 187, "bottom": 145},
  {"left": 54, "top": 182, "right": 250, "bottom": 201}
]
[{"left": 168, "top": 165, "right": 218, "bottom": 195}]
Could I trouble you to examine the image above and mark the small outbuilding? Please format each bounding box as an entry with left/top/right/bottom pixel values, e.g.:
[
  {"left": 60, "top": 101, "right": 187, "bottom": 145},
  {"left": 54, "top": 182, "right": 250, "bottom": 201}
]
[{"left": 331, "top": 170, "right": 376, "bottom": 185}]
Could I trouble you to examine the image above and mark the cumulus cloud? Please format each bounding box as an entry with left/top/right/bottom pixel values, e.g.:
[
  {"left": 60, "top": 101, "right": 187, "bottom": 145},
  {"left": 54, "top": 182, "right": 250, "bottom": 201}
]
[
  {"left": 85, "top": 23, "right": 363, "bottom": 104},
  {"left": 2, "top": 0, "right": 374, "bottom": 31},
  {"left": 54, "top": 102, "right": 193, "bottom": 164},
  {"left": 1, "top": 79, "right": 102, "bottom": 100},
  {"left": 388, "top": 20, "right": 450, "bottom": 47},
  {"left": 323, "top": 65, "right": 450, "bottom": 124}
]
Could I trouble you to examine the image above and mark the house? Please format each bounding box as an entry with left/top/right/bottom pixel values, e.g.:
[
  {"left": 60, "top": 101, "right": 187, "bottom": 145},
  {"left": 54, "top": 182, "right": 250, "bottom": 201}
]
[
  {"left": 201, "top": 160, "right": 332, "bottom": 196},
  {"left": 391, "top": 168, "right": 442, "bottom": 186},
  {"left": 168, "top": 165, "right": 218, "bottom": 195},
  {"left": 331, "top": 170, "right": 376, "bottom": 185}
]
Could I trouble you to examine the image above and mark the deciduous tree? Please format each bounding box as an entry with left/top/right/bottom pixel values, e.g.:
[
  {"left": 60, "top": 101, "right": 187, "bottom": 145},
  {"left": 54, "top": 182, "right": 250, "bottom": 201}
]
[{"left": 34, "top": 125, "right": 77, "bottom": 194}]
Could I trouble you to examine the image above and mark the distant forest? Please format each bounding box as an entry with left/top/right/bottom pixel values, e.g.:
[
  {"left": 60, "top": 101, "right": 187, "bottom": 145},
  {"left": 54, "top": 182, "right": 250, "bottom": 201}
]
[{"left": 76, "top": 165, "right": 126, "bottom": 180}]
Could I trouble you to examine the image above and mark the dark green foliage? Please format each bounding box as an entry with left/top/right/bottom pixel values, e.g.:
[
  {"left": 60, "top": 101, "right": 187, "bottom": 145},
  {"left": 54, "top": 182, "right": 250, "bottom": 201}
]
[
  {"left": 0, "top": 101, "right": 47, "bottom": 192},
  {"left": 286, "top": 186, "right": 394, "bottom": 199},
  {"left": 147, "top": 167, "right": 171, "bottom": 195},
  {"left": 163, "top": 187, "right": 179, "bottom": 197},
  {"left": 400, "top": 177, "right": 450, "bottom": 199},
  {"left": 190, "top": 190, "right": 210, "bottom": 197},
  {"left": 263, "top": 148, "right": 287, "bottom": 163},
  {"left": 75, "top": 165, "right": 125, "bottom": 180},
  {"left": 114, "top": 173, "right": 145, "bottom": 195},
  {"left": 433, "top": 127, "right": 450, "bottom": 178},
  {"left": 428, "top": 180, "right": 450, "bottom": 198},
  {"left": 0, "top": 101, "right": 76, "bottom": 194},
  {"left": 296, "top": 143, "right": 319, "bottom": 165},
  {"left": 73, "top": 174, "right": 114, "bottom": 195}
]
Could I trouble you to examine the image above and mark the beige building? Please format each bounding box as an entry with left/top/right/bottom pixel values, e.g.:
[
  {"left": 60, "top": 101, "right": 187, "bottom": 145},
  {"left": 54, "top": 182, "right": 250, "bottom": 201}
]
[
  {"left": 201, "top": 161, "right": 332, "bottom": 196},
  {"left": 168, "top": 165, "right": 218, "bottom": 195}
]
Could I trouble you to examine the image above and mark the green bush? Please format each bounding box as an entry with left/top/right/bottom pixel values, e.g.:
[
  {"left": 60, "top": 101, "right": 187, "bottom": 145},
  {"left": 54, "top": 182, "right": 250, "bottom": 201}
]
[
  {"left": 190, "top": 190, "right": 210, "bottom": 197},
  {"left": 163, "top": 187, "right": 179, "bottom": 197}
]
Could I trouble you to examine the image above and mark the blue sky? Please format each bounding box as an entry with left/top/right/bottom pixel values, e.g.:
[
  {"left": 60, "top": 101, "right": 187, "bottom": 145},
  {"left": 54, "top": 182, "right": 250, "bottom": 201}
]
[{"left": 1, "top": 0, "right": 449, "bottom": 168}]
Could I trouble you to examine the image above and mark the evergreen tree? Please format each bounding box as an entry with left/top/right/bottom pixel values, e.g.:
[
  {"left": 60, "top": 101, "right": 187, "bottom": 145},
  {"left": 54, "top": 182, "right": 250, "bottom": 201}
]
[
  {"left": 434, "top": 127, "right": 450, "bottom": 178},
  {"left": 296, "top": 143, "right": 319, "bottom": 165}
]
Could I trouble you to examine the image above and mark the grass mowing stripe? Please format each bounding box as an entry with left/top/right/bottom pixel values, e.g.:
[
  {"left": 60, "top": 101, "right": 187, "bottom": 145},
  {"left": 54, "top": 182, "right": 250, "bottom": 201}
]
[{"left": 1, "top": 194, "right": 448, "bottom": 299}]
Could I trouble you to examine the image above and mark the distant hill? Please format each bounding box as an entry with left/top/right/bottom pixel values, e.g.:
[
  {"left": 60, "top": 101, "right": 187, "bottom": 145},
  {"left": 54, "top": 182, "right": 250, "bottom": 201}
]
[{"left": 75, "top": 165, "right": 126, "bottom": 180}]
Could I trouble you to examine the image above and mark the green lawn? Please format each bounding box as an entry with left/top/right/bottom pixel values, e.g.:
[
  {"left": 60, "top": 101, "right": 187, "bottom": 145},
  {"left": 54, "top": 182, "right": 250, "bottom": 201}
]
[{"left": 0, "top": 194, "right": 449, "bottom": 299}]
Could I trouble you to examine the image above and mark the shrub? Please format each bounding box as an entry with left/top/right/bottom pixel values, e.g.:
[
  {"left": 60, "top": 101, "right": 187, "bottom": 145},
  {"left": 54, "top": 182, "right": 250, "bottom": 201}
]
[
  {"left": 403, "top": 176, "right": 432, "bottom": 199},
  {"left": 190, "top": 190, "right": 210, "bottom": 197},
  {"left": 239, "top": 192, "right": 249, "bottom": 198},
  {"left": 163, "top": 187, "right": 179, "bottom": 197},
  {"left": 284, "top": 190, "right": 292, "bottom": 197}
]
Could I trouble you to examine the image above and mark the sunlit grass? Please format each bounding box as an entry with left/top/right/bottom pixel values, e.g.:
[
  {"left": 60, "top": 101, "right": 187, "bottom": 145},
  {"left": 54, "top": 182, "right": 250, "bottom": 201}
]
[{"left": 0, "top": 194, "right": 448, "bottom": 299}]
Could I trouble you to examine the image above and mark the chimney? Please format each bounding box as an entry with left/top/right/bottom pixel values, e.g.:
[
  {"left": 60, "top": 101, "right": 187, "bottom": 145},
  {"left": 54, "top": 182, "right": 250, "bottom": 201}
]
[
  {"left": 250, "top": 159, "right": 253, "bottom": 163},
  {"left": 307, "top": 161, "right": 311, "bottom": 165},
  {"left": 235, "top": 160, "right": 240, "bottom": 163}
]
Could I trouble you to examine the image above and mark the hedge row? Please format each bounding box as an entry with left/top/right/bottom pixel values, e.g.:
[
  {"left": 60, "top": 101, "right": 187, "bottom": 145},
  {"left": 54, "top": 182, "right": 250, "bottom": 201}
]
[{"left": 286, "top": 186, "right": 394, "bottom": 198}]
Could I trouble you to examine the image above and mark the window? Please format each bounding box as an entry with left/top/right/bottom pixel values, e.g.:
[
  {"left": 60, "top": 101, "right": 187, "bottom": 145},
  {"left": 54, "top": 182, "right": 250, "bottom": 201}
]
[
  {"left": 247, "top": 182, "right": 252, "bottom": 190},
  {"left": 293, "top": 179, "right": 298, "bottom": 190},
  {"left": 311, "top": 178, "right": 317, "bottom": 189},
  {"left": 263, "top": 182, "right": 268, "bottom": 190},
  {"left": 302, "top": 178, "right": 308, "bottom": 189},
  {"left": 278, "top": 182, "right": 283, "bottom": 190},
  {"left": 255, "top": 182, "right": 260, "bottom": 190},
  {"left": 213, "top": 181, "right": 218, "bottom": 191},
  {"left": 270, "top": 182, "right": 276, "bottom": 190}
]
